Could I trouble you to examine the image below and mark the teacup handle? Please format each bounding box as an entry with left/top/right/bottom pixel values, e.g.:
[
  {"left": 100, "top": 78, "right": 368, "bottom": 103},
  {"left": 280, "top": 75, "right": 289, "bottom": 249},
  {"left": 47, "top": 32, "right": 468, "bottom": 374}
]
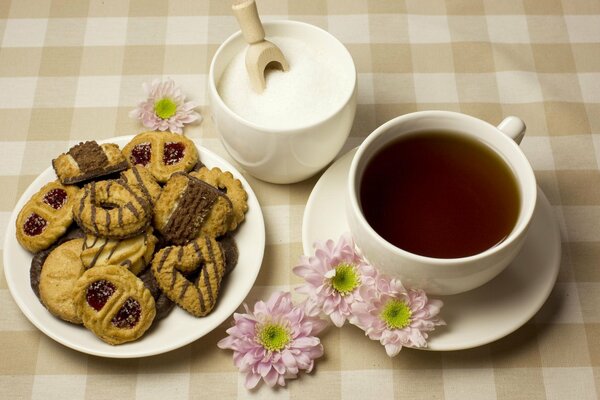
[{"left": 497, "top": 116, "right": 526, "bottom": 145}]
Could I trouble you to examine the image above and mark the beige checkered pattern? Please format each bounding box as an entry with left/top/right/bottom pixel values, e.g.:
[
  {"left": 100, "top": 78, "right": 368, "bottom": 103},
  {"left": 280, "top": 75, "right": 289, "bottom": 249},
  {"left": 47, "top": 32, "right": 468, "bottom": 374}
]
[{"left": 1, "top": 0, "right": 599, "bottom": 398}]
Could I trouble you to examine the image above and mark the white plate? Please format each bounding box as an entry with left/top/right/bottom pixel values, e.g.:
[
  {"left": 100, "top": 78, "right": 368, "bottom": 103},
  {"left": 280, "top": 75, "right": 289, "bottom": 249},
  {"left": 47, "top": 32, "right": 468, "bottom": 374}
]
[
  {"left": 302, "top": 148, "right": 560, "bottom": 351},
  {"left": 3, "top": 136, "right": 265, "bottom": 358}
]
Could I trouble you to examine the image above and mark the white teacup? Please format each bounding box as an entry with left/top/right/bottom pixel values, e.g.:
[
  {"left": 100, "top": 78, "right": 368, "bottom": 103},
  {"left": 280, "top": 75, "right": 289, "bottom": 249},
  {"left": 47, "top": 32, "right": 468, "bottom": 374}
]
[{"left": 346, "top": 111, "right": 537, "bottom": 295}]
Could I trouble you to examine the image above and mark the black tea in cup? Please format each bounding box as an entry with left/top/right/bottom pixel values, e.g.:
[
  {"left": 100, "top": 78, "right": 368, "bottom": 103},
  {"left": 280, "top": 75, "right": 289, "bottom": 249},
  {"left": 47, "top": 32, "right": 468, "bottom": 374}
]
[{"left": 359, "top": 132, "right": 521, "bottom": 259}]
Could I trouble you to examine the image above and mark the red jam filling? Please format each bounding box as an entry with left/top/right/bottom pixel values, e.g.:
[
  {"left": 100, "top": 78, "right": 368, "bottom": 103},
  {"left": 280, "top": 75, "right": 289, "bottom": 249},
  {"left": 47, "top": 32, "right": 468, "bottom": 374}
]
[
  {"left": 111, "top": 297, "right": 141, "bottom": 328},
  {"left": 23, "top": 213, "right": 47, "bottom": 236},
  {"left": 42, "top": 188, "right": 68, "bottom": 210},
  {"left": 163, "top": 142, "right": 185, "bottom": 165},
  {"left": 130, "top": 143, "right": 152, "bottom": 166},
  {"left": 86, "top": 280, "right": 116, "bottom": 311}
]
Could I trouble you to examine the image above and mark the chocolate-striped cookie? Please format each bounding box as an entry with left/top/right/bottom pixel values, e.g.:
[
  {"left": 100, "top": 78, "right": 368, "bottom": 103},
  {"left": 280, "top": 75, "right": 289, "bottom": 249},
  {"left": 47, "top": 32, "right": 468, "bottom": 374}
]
[
  {"left": 81, "top": 228, "right": 157, "bottom": 275},
  {"left": 120, "top": 166, "right": 162, "bottom": 207},
  {"left": 151, "top": 235, "right": 226, "bottom": 317},
  {"left": 74, "top": 180, "right": 151, "bottom": 239}
]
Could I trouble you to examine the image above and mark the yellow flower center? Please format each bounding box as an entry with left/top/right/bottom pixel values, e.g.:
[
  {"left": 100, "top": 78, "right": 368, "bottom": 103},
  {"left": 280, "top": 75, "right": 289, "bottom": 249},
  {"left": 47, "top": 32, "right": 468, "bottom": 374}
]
[
  {"left": 257, "top": 323, "right": 290, "bottom": 352},
  {"left": 154, "top": 98, "right": 177, "bottom": 119},
  {"left": 380, "top": 299, "right": 412, "bottom": 329},
  {"left": 330, "top": 263, "right": 360, "bottom": 296}
]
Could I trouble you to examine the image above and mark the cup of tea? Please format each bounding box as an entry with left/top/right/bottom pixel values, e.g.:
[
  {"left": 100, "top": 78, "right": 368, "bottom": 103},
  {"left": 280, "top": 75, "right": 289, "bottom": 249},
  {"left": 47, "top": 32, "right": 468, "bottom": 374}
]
[{"left": 346, "top": 111, "right": 537, "bottom": 295}]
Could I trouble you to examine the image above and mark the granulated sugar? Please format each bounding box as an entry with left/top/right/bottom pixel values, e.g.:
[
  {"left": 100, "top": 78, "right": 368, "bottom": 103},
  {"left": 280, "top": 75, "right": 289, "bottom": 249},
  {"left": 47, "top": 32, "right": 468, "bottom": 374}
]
[{"left": 217, "top": 36, "right": 352, "bottom": 129}]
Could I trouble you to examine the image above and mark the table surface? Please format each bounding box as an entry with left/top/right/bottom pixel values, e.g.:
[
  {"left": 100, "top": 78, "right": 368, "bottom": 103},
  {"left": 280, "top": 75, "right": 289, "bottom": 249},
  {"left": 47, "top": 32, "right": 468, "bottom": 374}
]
[{"left": 1, "top": 1, "right": 599, "bottom": 399}]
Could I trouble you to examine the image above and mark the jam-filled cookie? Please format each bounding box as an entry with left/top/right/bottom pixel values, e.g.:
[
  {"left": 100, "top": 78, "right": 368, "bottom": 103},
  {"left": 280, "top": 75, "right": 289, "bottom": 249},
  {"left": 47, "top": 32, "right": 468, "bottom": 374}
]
[
  {"left": 74, "top": 180, "right": 151, "bottom": 239},
  {"left": 81, "top": 227, "right": 157, "bottom": 275},
  {"left": 191, "top": 167, "right": 248, "bottom": 231},
  {"left": 122, "top": 131, "right": 198, "bottom": 183},
  {"left": 73, "top": 265, "right": 156, "bottom": 345},
  {"left": 39, "top": 239, "right": 86, "bottom": 324},
  {"left": 153, "top": 173, "right": 233, "bottom": 244},
  {"left": 151, "top": 235, "right": 225, "bottom": 317},
  {"left": 52, "top": 141, "right": 128, "bottom": 185},
  {"left": 16, "top": 181, "right": 80, "bottom": 253},
  {"left": 120, "top": 166, "right": 162, "bottom": 207}
]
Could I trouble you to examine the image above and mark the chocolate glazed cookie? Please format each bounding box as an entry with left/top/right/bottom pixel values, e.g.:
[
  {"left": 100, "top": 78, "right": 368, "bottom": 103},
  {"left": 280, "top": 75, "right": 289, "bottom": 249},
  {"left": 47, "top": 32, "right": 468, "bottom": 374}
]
[
  {"left": 52, "top": 141, "right": 128, "bottom": 185},
  {"left": 191, "top": 167, "right": 248, "bottom": 232},
  {"left": 151, "top": 235, "right": 226, "bottom": 317},
  {"left": 153, "top": 173, "right": 233, "bottom": 245}
]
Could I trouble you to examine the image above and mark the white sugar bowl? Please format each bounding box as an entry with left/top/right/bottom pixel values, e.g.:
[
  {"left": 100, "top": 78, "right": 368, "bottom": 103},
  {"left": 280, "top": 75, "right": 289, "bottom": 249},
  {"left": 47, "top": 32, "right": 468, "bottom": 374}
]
[{"left": 208, "top": 20, "right": 357, "bottom": 184}]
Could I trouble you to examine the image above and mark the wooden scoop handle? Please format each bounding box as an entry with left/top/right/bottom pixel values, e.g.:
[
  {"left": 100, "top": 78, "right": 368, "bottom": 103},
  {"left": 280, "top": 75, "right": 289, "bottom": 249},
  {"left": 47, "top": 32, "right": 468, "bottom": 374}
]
[{"left": 232, "top": 0, "right": 265, "bottom": 44}]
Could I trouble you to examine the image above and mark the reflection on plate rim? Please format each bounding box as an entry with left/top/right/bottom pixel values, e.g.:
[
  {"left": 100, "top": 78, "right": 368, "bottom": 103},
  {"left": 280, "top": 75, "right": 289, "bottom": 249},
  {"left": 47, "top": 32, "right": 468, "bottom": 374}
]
[
  {"left": 3, "top": 135, "right": 265, "bottom": 358},
  {"left": 302, "top": 148, "right": 561, "bottom": 351}
]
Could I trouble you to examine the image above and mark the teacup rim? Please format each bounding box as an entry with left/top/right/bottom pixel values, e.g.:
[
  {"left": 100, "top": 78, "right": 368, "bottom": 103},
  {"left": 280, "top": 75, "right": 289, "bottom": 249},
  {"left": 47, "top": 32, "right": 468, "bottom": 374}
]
[
  {"left": 347, "top": 110, "right": 538, "bottom": 265},
  {"left": 208, "top": 19, "right": 358, "bottom": 134}
]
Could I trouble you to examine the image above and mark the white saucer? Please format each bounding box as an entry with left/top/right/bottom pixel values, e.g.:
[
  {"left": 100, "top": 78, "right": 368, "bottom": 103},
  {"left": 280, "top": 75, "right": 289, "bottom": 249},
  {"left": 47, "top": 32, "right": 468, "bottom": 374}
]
[{"left": 302, "top": 148, "right": 560, "bottom": 351}]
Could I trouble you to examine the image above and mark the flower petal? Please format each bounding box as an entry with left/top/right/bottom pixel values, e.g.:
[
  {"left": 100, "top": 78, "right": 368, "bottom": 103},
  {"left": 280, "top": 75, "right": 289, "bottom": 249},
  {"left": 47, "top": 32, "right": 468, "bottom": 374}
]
[
  {"left": 384, "top": 343, "right": 402, "bottom": 357},
  {"left": 245, "top": 372, "right": 262, "bottom": 389}
]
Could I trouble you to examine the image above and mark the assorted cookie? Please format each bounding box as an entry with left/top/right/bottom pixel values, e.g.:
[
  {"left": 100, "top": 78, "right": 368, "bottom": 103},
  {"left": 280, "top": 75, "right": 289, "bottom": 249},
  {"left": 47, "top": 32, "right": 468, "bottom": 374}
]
[
  {"left": 73, "top": 265, "right": 156, "bottom": 345},
  {"left": 81, "top": 228, "right": 157, "bottom": 275},
  {"left": 16, "top": 132, "right": 248, "bottom": 345},
  {"left": 153, "top": 172, "right": 233, "bottom": 244},
  {"left": 191, "top": 167, "right": 248, "bottom": 231},
  {"left": 120, "top": 166, "right": 162, "bottom": 207},
  {"left": 30, "top": 227, "right": 85, "bottom": 299},
  {"left": 122, "top": 131, "right": 199, "bottom": 183},
  {"left": 53, "top": 141, "right": 128, "bottom": 185},
  {"left": 39, "top": 239, "right": 86, "bottom": 324},
  {"left": 74, "top": 180, "right": 152, "bottom": 239},
  {"left": 151, "top": 236, "right": 226, "bottom": 317},
  {"left": 16, "top": 181, "right": 80, "bottom": 253}
]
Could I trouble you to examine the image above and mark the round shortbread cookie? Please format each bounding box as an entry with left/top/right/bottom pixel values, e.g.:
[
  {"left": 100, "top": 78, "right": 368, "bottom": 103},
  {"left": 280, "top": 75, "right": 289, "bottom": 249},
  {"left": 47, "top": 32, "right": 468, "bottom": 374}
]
[{"left": 39, "top": 239, "right": 86, "bottom": 324}]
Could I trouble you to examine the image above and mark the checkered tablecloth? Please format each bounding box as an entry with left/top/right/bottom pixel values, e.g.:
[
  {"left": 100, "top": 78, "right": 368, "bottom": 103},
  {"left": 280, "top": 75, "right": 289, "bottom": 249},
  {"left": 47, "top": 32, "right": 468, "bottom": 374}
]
[{"left": 1, "top": 0, "right": 599, "bottom": 399}]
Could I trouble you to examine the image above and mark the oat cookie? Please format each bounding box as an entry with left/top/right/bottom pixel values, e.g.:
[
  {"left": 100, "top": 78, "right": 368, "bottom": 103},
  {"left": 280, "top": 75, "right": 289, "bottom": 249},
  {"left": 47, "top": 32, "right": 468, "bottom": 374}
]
[
  {"left": 16, "top": 180, "right": 80, "bottom": 253},
  {"left": 73, "top": 265, "right": 156, "bottom": 345},
  {"left": 191, "top": 167, "right": 248, "bottom": 231},
  {"left": 52, "top": 141, "right": 128, "bottom": 185},
  {"left": 74, "top": 180, "right": 151, "bottom": 239},
  {"left": 122, "top": 131, "right": 198, "bottom": 183},
  {"left": 153, "top": 173, "right": 232, "bottom": 244},
  {"left": 39, "top": 239, "right": 86, "bottom": 324},
  {"left": 151, "top": 235, "right": 225, "bottom": 317},
  {"left": 81, "top": 227, "right": 157, "bottom": 275}
]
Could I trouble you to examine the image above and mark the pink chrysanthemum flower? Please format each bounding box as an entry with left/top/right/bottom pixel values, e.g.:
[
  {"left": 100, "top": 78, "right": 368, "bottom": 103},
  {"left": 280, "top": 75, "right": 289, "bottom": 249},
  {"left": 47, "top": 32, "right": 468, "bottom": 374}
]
[
  {"left": 217, "top": 291, "right": 327, "bottom": 389},
  {"left": 351, "top": 276, "right": 445, "bottom": 357},
  {"left": 129, "top": 78, "right": 200, "bottom": 134},
  {"left": 293, "top": 233, "right": 378, "bottom": 327}
]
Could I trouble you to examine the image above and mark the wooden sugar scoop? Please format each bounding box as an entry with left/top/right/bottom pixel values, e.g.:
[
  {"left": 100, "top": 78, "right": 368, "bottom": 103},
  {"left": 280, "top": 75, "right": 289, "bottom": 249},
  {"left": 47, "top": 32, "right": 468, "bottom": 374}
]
[{"left": 232, "top": 0, "right": 289, "bottom": 93}]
